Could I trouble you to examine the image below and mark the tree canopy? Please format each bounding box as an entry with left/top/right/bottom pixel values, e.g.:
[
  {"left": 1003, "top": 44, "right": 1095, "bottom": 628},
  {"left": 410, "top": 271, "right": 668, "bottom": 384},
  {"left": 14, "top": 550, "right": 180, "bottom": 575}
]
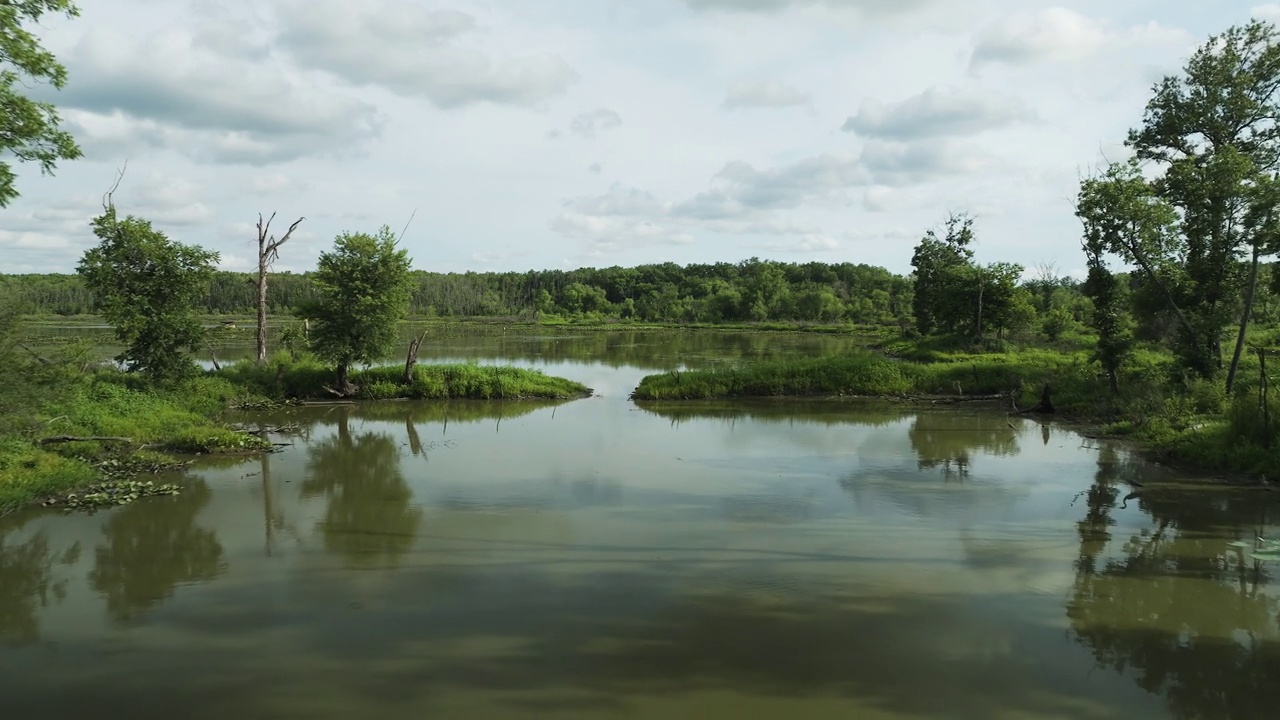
[
  {"left": 77, "top": 206, "right": 219, "bottom": 381},
  {"left": 300, "top": 226, "right": 414, "bottom": 393},
  {"left": 1081, "top": 19, "right": 1280, "bottom": 385},
  {"left": 0, "top": 0, "right": 82, "bottom": 207}
]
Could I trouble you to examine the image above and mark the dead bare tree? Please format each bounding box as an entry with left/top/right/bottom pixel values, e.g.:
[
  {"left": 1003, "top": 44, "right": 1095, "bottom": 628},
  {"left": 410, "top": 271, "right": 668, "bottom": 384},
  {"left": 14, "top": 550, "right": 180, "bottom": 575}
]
[
  {"left": 255, "top": 212, "right": 304, "bottom": 365},
  {"left": 403, "top": 329, "right": 428, "bottom": 384}
]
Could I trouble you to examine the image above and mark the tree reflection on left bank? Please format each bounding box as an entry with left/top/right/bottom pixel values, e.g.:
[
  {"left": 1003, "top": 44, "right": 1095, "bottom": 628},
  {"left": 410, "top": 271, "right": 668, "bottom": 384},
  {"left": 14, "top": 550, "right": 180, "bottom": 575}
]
[{"left": 90, "top": 480, "right": 225, "bottom": 623}]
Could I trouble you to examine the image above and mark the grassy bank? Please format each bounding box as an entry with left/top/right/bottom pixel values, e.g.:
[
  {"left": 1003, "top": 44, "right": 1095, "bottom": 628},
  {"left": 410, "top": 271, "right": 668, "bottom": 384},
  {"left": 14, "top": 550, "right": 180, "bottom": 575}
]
[
  {"left": 631, "top": 345, "right": 1280, "bottom": 480},
  {"left": 0, "top": 373, "right": 273, "bottom": 513},
  {"left": 214, "top": 354, "right": 592, "bottom": 400},
  {"left": 1, "top": 353, "right": 591, "bottom": 513}
]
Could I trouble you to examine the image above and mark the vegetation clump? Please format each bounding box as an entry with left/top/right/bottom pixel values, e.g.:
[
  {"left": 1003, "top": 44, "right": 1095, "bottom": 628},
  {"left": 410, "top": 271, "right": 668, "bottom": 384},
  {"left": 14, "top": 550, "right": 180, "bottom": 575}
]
[{"left": 215, "top": 352, "right": 591, "bottom": 401}]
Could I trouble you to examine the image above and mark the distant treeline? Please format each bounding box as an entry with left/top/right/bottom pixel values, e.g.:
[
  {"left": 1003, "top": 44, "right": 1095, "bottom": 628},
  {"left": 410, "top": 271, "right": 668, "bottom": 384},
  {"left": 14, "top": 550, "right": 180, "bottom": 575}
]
[{"left": 1, "top": 259, "right": 916, "bottom": 324}]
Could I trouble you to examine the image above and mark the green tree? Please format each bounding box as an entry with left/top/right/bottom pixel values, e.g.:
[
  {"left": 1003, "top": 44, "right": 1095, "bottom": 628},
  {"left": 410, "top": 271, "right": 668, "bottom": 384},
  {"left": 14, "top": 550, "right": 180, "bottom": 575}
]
[
  {"left": 975, "top": 262, "right": 1033, "bottom": 339},
  {"left": 910, "top": 213, "right": 975, "bottom": 335},
  {"left": 0, "top": 0, "right": 82, "bottom": 207},
  {"left": 1075, "top": 160, "right": 1193, "bottom": 359},
  {"left": 77, "top": 206, "right": 219, "bottom": 381},
  {"left": 1125, "top": 19, "right": 1280, "bottom": 381},
  {"left": 301, "top": 226, "right": 413, "bottom": 394}
]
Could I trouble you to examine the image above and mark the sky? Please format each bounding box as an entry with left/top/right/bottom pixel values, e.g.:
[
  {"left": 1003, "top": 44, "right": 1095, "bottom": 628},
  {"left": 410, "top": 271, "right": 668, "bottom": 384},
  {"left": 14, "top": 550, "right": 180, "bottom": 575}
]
[{"left": 3, "top": 0, "right": 1277, "bottom": 277}]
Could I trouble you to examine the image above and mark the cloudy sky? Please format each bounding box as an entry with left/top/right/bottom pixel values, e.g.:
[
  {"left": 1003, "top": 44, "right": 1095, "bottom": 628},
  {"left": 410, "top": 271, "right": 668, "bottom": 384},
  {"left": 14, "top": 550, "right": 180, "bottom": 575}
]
[{"left": 3, "top": 0, "right": 1274, "bottom": 276}]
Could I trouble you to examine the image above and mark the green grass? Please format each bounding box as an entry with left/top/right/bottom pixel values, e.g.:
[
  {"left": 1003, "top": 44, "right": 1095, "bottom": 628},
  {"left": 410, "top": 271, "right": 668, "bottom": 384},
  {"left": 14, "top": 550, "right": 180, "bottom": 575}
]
[
  {"left": 0, "top": 439, "right": 98, "bottom": 513},
  {"left": 631, "top": 352, "right": 916, "bottom": 400},
  {"left": 214, "top": 353, "right": 592, "bottom": 400},
  {"left": 0, "top": 372, "right": 274, "bottom": 513}
]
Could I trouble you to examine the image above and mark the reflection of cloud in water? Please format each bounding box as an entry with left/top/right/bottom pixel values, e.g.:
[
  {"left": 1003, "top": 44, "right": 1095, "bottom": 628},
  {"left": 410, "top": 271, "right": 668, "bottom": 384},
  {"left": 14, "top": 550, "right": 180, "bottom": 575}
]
[
  {"left": 840, "top": 465, "right": 1028, "bottom": 523},
  {"left": 721, "top": 494, "right": 813, "bottom": 524}
]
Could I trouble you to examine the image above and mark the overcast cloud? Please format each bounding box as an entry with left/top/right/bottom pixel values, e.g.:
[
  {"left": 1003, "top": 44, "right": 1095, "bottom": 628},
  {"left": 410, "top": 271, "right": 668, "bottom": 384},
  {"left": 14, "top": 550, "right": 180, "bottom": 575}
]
[{"left": 2, "top": 0, "right": 1252, "bottom": 276}]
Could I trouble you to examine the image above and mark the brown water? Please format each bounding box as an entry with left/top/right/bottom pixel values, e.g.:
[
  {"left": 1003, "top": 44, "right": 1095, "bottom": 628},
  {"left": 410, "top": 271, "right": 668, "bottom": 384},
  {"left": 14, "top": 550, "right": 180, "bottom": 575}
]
[{"left": 3, "top": 329, "right": 1280, "bottom": 719}]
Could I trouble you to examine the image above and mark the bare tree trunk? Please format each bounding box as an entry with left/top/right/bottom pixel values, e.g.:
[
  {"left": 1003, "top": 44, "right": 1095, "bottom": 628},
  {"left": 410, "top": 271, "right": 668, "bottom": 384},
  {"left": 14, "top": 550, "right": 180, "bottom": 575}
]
[
  {"left": 975, "top": 279, "right": 984, "bottom": 339},
  {"left": 1227, "top": 242, "right": 1263, "bottom": 394},
  {"left": 255, "top": 212, "right": 304, "bottom": 365},
  {"left": 403, "top": 329, "right": 428, "bottom": 384},
  {"left": 256, "top": 264, "right": 268, "bottom": 365},
  {"left": 336, "top": 362, "right": 350, "bottom": 396}
]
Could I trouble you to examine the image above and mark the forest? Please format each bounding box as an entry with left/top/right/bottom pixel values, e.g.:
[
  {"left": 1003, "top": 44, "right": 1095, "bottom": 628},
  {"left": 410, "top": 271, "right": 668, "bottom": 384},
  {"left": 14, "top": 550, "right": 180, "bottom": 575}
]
[{"left": 2, "top": 259, "right": 916, "bottom": 325}]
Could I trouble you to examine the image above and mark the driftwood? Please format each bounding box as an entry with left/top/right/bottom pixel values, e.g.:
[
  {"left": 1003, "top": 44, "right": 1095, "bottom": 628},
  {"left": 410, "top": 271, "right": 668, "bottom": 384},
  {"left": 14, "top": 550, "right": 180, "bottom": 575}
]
[
  {"left": 38, "top": 436, "right": 134, "bottom": 446},
  {"left": 930, "top": 393, "right": 1010, "bottom": 405}
]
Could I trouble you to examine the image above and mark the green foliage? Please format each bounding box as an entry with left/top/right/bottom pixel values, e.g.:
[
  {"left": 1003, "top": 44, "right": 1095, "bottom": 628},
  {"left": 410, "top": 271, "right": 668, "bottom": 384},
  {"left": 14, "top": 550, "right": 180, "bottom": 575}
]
[
  {"left": 1, "top": 257, "right": 918, "bottom": 327},
  {"left": 1226, "top": 378, "right": 1280, "bottom": 448},
  {"left": 0, "top": 438, "right": 96, "bottom": 512},
  {"left": 300, "top": 226, "right": 413, "bottom": 385},
  {"left": 0, "top": 0, "right": 82, "bottom": 207},
  {"left": 909, "top": 213, "right": 1031, "bottom": 339},
  {"left": 214, "top": 356, "right": 590, "bottom": 401},
  {"left": 1041, "top": 307, "right": 1077, "bottom": 341},
  {"left": 910, "top": 212, "right": 975, "bottom": 335},
  {"left": 1081, "top": 20, "right": 1280, "bottom": 381},
  {"left": 77, "top": 207, "right": 219, "bottom": 382},
  {"left": 0, "top": 368, "right": 271, "bottom": 511},
  {"left": 631, "top": 353, "right": 917, "bottom": 400}
]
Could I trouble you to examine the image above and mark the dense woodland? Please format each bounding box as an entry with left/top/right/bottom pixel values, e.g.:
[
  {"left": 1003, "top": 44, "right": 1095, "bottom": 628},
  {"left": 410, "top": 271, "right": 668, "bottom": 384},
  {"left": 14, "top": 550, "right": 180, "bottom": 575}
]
[
  {"left": 2, "top": 260, "right": 917, "bottom": 324},
  {"left": 4, "top": 257, "right": 1279, "bottom": 339}
]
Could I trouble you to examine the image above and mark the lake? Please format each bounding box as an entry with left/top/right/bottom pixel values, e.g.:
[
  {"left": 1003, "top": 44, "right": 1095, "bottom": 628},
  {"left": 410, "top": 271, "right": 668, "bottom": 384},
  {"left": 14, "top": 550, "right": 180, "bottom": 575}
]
[{"left": 3, "top": 327, "right": 1279, "bottom": 719}]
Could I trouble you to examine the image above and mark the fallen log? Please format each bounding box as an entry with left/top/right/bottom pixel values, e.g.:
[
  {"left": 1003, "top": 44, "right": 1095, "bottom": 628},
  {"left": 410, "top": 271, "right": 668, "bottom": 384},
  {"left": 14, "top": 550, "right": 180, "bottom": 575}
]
[
  {"left": 38, "top": 436, "right": 134, "bottom": 446},
  {"left": 930, "top": 393, "right": 1011, "bottom": 405}
]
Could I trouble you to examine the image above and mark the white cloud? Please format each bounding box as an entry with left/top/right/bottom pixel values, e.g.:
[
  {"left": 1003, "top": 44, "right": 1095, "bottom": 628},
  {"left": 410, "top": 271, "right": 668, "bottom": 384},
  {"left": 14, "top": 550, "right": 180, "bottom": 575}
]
[
  {"left": 723, "top": 79, "right": 812, "bottom": 110},
  {"left": 843, "top": 86, "right": 1033, "bottom": 138},
  {"left": 748, "top": 234, "right": 841, "bottom": 253},
  {"left": 971, "top": 7, "right": 1191, "bottom": 66},
  {"left": 278, "top": 0, "right": 577, "bottom": 108},
  {"left": 55, "top": 24, "right": 380, "bottom": 165},
  {"left": 569, "top": 109, "right": 623, "bottom": 139},
  {"left": 683, "top": 0, "right": 939, "bottom": 16}
]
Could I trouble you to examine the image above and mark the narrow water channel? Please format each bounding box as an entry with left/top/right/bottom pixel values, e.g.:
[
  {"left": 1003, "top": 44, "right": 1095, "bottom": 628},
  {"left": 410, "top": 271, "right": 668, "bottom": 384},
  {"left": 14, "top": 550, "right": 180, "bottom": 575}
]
[{"left": 3, "top": 329, "right": 1278, "bottom": 719}]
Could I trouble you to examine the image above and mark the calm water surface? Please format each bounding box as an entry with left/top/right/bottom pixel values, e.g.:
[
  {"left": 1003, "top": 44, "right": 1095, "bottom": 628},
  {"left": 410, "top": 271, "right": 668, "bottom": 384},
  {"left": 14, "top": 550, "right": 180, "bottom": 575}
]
[{"left": 3, "top": 329, "right": 1280, "bottom": 719}]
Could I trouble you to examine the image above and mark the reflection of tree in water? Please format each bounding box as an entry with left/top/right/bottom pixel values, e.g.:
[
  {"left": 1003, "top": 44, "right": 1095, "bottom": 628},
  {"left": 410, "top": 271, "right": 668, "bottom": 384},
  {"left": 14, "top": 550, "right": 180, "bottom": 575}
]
[
  {"left": 907, "top": 413, "right": 1019, "bottom": 480},
  {"left": 1068, "top": 446, "right": 1280, "bottom": 719},
  {"left": 637, "top": 400, "right": 907, "bottom": 428},
  {"left": 302, "top": 408, "right": 421, "bottom": 568},
  {"left": 90, "top": 480, "right": 225, "bottom": 623},
  {"left": 0, "top": 527, "right": 80, "bottom": 646}
]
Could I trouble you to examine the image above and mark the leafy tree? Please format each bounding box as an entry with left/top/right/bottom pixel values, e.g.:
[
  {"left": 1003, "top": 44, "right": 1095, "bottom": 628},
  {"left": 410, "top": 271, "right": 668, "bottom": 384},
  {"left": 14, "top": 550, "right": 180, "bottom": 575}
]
[
  {"left": 0, "top": 0, "right": 82, "bottom": 207},
  {"left": 1124, "top": 19, "right": 1280, "bottom": 381},
  {"left": 301, "top": 226, "right": 413, "bottom": 394},
  {"left": 975, "top": 262, "right": 1034, "bottom": 339},
  {"left": 910, "top": 213, "right": 975, "bottom": 335},
  {"left": 78, "top": 206, "right": 219, "bottom": 381}
]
